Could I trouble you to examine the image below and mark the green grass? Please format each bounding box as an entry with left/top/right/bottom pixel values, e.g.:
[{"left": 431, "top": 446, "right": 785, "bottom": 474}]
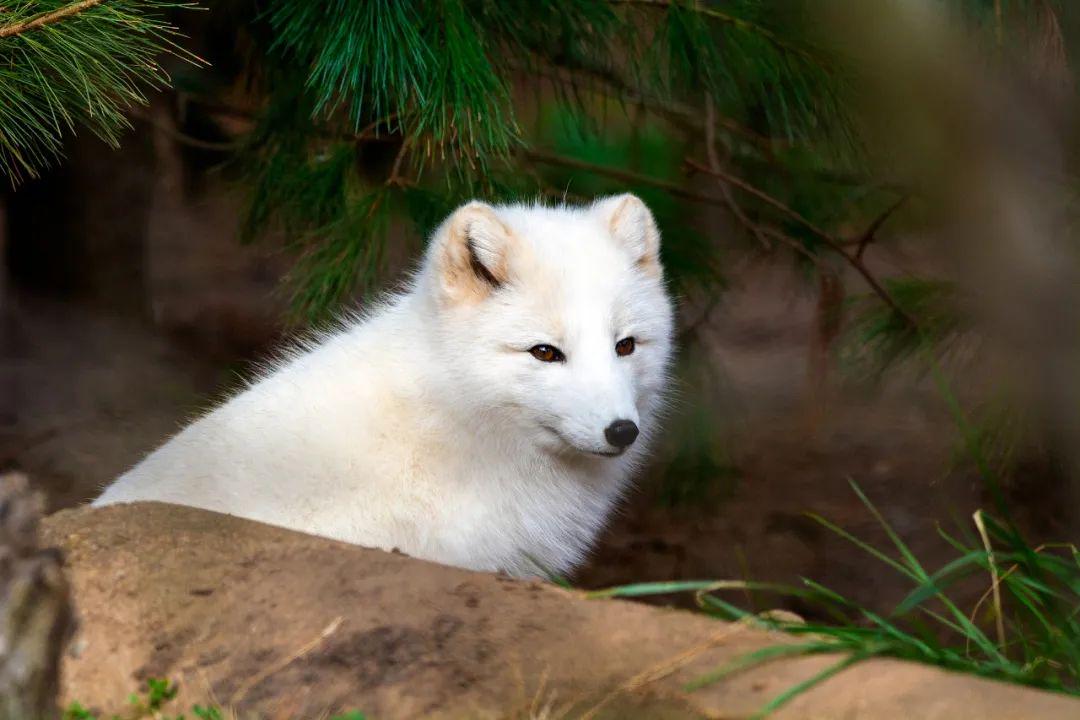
[
  {"left": 65, "top": 678, "right": 366, "bottom": 720},
  {"left": 592, "top": 479, "right": 1080, "bottom": 718}
]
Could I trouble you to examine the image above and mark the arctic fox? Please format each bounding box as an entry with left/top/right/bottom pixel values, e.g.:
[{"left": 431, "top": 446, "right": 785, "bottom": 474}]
[{"left": 95, "top": 194, "right": 675, "bottom": 576}]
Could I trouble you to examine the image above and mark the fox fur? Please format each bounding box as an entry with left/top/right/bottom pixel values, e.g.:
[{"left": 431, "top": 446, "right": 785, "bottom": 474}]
[{"left": 94, "top": 194, "right": 675, "bottom": 576}]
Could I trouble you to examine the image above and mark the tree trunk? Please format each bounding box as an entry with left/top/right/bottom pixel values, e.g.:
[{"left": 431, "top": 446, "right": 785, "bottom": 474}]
[{"left": 0, "top": 472, "right": 73, "bottom": 720}]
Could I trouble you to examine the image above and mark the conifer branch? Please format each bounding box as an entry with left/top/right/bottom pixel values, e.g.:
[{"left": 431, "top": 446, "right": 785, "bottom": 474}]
[
  {"left": 0, "top": 0, "right": 196, "bottom": 182},
  {"left": 527, "top": 146, "right": 916, "bottom": 329},
  {"left": 704, "top": 93, "right": 770, "bottom": 250},
  {"left": 855, "top": 196, "right": 908, "bottom": 261},
  {"left": 523, "top": 147, "right": 727, "bottom": 206},
  {"left": 686, "top": 157, "right": 919, "bottom": 329},
  {"left": 0, "top": 0, "right": 103, "bottom": 39},
  {"left": 609, "top": 0, "right": 823, "bottom": 65}
]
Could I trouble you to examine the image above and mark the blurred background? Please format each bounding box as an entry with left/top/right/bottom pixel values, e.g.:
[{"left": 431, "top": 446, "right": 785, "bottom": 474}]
[{"left": 3, "top": 0, "right": 1080, "bottom": 630}]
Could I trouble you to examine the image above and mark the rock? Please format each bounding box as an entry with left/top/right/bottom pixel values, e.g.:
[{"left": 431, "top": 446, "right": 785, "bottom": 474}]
[
  {"left": 43, "top": 503, "right": 1080, "bottom": 719},
  {"left": 0, "top": 472, "right": 73, "bottom": 720}
]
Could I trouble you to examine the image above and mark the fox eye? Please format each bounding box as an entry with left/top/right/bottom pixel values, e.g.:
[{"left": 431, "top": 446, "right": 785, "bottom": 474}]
[
  {"left": 529, "top": 344, "right": 565, "bottom": 363},
  {"left": 615, "top": 337, "right": 636, "bottom": 357}
]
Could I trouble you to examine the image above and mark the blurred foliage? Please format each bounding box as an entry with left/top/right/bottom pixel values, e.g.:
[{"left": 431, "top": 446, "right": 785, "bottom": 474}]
[
  {"left": 215, "top": 0, "right": 1076, "bottom": 324},
  {"left": 840, "top": 277, "right": 964, "bottom": 379},
  {"left": 221, "top": 0, "right": 860, "bottom": 322}
]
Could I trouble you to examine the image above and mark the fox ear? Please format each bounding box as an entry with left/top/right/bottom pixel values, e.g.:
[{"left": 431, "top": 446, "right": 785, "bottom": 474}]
[
  {"left": 435, "top": 201, "right": 516, "bottom": 304},
  {"left": 594, "top": 193, "right": 662, "bottom": 276}
]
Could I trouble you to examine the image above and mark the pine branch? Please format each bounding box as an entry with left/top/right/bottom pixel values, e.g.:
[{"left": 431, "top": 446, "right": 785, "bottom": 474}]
[
  {"left": 704, "top": 92, "right": 770, "bottom": 250},
  {"left": 686, "top": 157, "right": 919, "bottom": 329},
  {"left": 855, "top": 196, "right": 908, "bottom": 261},
  {"left": 523, "top": 147, "right": 728, "bottom": 206},
  {"left": 0, "top": 0, "right": 198, "bottom": 182},
  {"left": 609, "top": 0, "right": 823, "bottom": 65},
  {"left": 0, "top": 0, "right": 103, "bottom": 39},
  {"left": 526, "top": 143, "right": 916, "bottom": 328}
]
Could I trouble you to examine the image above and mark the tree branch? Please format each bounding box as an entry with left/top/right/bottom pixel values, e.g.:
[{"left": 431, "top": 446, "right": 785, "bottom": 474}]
[
  {"left": 609, "top": 0, "right": 823, "bottom": 65},
  {"left": 385, "top": 139, "right": 412, "bottom": 188},
  {"left": 130, "top": 108, "right": 240, "bottom": 152},
  {"left": 526, "top": 145, "right": 916, "bottom": 327},
  {"left": 685, "top": 157, "right": 919, "bottom": 329},
  {"left": 855, "top": 195, "right": 907, "bottom": 261},
  {"left": 685, "top": 158, "right": 837, "bottom": 244},
  {"left": 523, "top": 147, "right": 730, "bottom": 206},
  {"left": 704, "top": 93, "right": 770, "bottom": 250},
  {"left": 0, "top": 0, "right": 103, "bottom": 39}
]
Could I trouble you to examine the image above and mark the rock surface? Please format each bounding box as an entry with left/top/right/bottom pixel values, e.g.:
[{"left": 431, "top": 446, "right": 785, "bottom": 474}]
[{"left": 43, "top": 503, "right": 1080, "bottom": 719}]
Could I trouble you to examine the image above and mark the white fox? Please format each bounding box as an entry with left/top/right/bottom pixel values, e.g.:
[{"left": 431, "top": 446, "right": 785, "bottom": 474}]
[{"left": 95, "top": 194, "right": 675, "bottom": 576}]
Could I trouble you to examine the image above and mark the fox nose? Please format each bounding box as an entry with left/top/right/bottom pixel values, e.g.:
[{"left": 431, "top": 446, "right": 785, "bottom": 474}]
[{"left": 604, "top": 419, "right": 639, "bottom": 449}]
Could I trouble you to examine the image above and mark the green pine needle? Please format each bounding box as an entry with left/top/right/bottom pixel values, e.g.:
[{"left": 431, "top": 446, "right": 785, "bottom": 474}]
[{"left": 0, "top": 0, "right": 201, "bottom": 183}]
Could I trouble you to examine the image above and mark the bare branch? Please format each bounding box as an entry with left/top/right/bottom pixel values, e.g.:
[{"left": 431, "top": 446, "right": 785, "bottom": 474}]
[
  {"left": 704, "top": 94, "right": 770, "bottom": 250},
  {"left": 855, "top": 195, "right": 908, "bottom": 261},
  {"left": 385, "top": 140, "right": 412, "bottom": 188},
  {"left": 523, "top": 147, "right": 729, "bottom": 206},
  {"left": 685, "top": 157, "right": 919, "bottom": 329},
  {"left": 524, "top": 146, "right": 917, "bottom": 329},
  {"left": 685, "top": 157, "right": 836, "bottom": 245},
  {"left": 130, "top": 108, "right": 240, "bottom": 153},
  {"left": 0, "top": 0, "right": 103, "bottom": 39}
]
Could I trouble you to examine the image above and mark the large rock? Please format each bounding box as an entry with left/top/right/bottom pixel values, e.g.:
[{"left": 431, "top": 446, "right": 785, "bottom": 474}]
[{"left": 43, "top": 503, "right": 1080, "bottom": 719}]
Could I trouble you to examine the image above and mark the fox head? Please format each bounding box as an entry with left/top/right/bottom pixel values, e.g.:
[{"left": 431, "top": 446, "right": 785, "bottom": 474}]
[{"left": 421, "top": 195, "right": 674, "bottom": 461}]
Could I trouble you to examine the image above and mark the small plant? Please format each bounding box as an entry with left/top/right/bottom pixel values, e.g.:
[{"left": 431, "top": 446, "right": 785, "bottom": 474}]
[
  {"left": 65, "top": 678, "right": 366, "bottom": 720},
  {"left": 593, "top": 480, "right": 1080, "bottom": 718}
]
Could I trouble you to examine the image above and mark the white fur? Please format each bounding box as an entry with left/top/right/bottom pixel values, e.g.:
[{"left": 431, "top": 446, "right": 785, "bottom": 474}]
[{"left": 94, "top": 195, "right": 675, "bottom": 577}]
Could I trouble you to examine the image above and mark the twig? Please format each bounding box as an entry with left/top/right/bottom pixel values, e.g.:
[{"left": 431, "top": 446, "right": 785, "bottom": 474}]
[
  {"left": 704, "top": 93, "right": 770, "bottom": 251},
  {"left": 0, "top": 0, "right": 102, "bottom": 39},
  {"left": 973, "top": 511, "right": 1007, "bottom": 652},
  {"left": 518, "top": 146, "right": 915, "bottom": 329},
  {"left": 129, "top": 108, "right": 240, "bottom": 153},
  {"left": 685, "top": 157, "right": 919, "bottom": 329},
  {"left": 855, "top": 195, "right": 907, "bottom": 261},
  {"left": 760, "top": 226, "right": 820, "bottom": 265},
  {"left": 517, "top": 60, "right": 786, "bottom": 155},
  {"left": 385, "top": 139, "right": 411, "bottom": 187},
  {"left": 686, "top": 157, "right": 836, "bottom": 244},
  {"left": 578, "top": 623, "right": 746, "bottom": 720},
  {"left": 229, "top": 616, "right": 343, "bottom": 706},
  {"left": 354, "top": 113, "right": 399, "bottom": 142},
  {"left": 517, "top": 61, "right": 913, "bottom": 195},
  {"left": 609, "top": 0, "right": 823, "bottom": 65},
  {"left": 523, "top": 147, "right": 728, "bottom": 206}
]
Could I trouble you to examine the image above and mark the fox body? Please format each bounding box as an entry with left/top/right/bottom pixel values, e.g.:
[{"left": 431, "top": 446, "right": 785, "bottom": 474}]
[{"left": 94, "top": 195, "right": 675, "bottom": 576}]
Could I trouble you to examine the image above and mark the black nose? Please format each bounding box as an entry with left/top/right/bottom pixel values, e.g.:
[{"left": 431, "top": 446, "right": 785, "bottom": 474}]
[{"left": 604, "top": 419, "right": 639, "bottom": 449}]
